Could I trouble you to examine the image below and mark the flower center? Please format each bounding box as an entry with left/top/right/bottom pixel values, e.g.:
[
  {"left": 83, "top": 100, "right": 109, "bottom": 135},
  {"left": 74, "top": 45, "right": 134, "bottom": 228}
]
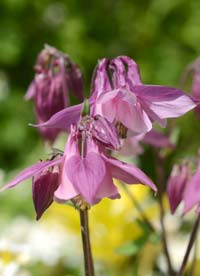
[{"left": 115, "top": 121, "right": 128, "bottom": 139}]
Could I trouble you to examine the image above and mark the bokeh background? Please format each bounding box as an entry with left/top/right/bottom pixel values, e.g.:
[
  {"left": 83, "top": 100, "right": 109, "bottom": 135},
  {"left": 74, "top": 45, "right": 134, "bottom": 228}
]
[{"left": 1, "top": 0, "right": 200, "bottom": 275}]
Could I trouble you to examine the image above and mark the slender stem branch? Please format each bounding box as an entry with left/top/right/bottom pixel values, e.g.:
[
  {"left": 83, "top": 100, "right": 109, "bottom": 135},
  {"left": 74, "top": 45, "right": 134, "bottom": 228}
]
[
  {"left": 188, "top": 236, "right": 198, "bottom": 276},
  {"left": 154, "top": 149, "right": 174, "bottom": 275},
  {"left": 121, "top": 184, "right": 155, "bottom": 232},
  {"left": 178, "top": 214, "right": 200, "bottom": 276},
  {"left": 79, "top": 210, "right": 95, "bottom": 276},
  {"left": 158, "top": 194, "right": 174, "bottom": 276}
]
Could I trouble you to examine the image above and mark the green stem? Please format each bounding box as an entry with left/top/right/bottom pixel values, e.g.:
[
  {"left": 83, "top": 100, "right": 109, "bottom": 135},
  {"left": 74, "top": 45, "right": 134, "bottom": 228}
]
[
  {"left": 178, "top": 214, "right": 200, "bottom": 276},
  {"left": 158, "top": 194, "right": 174, "bottom": 276},
  {"left": 79, "top": 210, "right": 95, "bottom": 276},
  {"left": 154, "top": 149, "right": 174, "bottom": 275}
]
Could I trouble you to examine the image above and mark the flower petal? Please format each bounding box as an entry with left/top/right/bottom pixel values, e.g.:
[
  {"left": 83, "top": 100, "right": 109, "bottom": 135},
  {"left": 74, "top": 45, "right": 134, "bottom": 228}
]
[
  {"left": 110, "top": 58, "right": 127, "bottom": 88},
  {"left": 0, "top": 157, "right": 63, "bottom": 191},
  {"left": 95, "top": 89, "right": 119, "bottom": 122},
  {"left": 94, "top": 163, "right": 121, "bottom": 203},
  {"left": 54, "top": 159, "right": 79, "bottom": 202},
  {"left": 90, "top": 58, "right": 112, "bottom": 101},
  {"left": 143, "top": 129, "right": 174, "bottom": 149},
  {"left": 30, "top": 104, "right": 82, "bottom": 130},
  {"left": 117, "top": 99, "right": 152, "bottom": 134},
  {"left": 167, "top": 164, "right": 189, "bottom": 214},
  {"left": 119, "top": 56, "right": 142, "bottom": 86},
  {"left": 25, "top": 81, "right": 36, "bottom": 100},
  {"left": 66, "top": 152, "right": 106, "bottom": 204},
  {"left": 184, "top": 170, "right": 200, "bottom": 213},
  {"left": 134, "top": 85, "right": 196, "bottom": 119},
  {"left": 103, "top": 155, "right": 157, "bottom": 191},
  {"left": 92, "top": 115, "right": 121, "bottom": 150}
]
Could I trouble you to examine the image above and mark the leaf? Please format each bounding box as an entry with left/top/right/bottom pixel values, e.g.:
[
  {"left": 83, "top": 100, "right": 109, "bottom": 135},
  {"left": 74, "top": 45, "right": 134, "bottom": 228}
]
[
  {"left": 135, "top": 218, "right": 152, "bottom": 234},
  {"left": 116, "top": 234, "right": 149, "bottom": 256}
]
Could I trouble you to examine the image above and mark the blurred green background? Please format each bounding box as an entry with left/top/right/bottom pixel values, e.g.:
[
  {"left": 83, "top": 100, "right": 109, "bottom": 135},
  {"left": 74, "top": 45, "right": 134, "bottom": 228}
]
[{"left": 1, "top": 0, "right": 200, "bottom": 275}]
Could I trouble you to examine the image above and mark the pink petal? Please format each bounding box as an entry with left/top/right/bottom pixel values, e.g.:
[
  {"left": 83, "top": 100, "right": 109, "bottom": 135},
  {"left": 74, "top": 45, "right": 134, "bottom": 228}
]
[
  {"left": 117, "top": 99, "right": 152, "bottom": 134},
  {"left": 104, "top": 155, "right": 157, "bottom": 191},
  {"left": 110, "top": 58, "right": 127, "bottom": 88},
  {"left": 143, "top": 129, "right": 174, "bottom": 149},
  {"left": 184, "top": 170, "right": 200, "bottom": 213},
  {"left": 92, "top": 115, "right": 121, "bottom": 150},
  {"left": 90, "top": 58, "right": 112, "bottom": 101},
  {"left": 66, "top": 152, "right": 106, "bottom": 204},
  {"left": 95, "top": 89, "right": 119, "bottom": 122},
  {"left": 25, "top": 81, "right": 36, "bottom": 100},
  {"left": 119, "top": 135, "right": 144, "bottom": 156},
  {"left": 119, "top": 56, "right": 142, "bottom": 86},
  {"left": 94, "top": 163, "right": 121, "bottom": 203},
  {"left": 54, "top": 160, "right": 79, "bottom": 202},
  {"left": 167, "top": 164, "right": 189, "bottom": 214},
  {"left": 135, "top": 85, "right": 196, "bottom": 119},
  {"left": 0, "top": 157, "right": 63, "bottom": 192},
  {"left": 30, "top": 104, "right": 82, "bottom": 130}
]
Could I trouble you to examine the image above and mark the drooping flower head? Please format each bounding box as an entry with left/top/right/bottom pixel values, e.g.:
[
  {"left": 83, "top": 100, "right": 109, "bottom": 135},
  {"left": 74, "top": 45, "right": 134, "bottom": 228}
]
[
  {"left": 36, "top": 56, "right": 196, "bottom": 139},
  {"left": 26, "top": 45, "right": 84, "bottom": 143},
  {"left": 54, "top": 119, "right": 157, "bottom": 206},
  {"left": 1, "top": 112, "right": 157, "bottom": 218},
  {"left": 91, "top": 56, "right": 196, "bottom": 138}
]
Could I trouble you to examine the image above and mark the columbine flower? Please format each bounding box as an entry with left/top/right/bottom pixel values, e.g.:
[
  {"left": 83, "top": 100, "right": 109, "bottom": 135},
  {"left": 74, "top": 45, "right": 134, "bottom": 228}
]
[
  {"left": 34, "top": 56, "right": 196, "bottom": 138},
  {"left": 54, "top": 124, "right": 157, "bottom": 206},
  {"left": 26, "top": 45, "right": 84, "bottom": 143},
  {"left": 167, "top": 163, "right": 190, "bottom": 214},
  {"left": 1, "top": 116, "right": 157, "bottom": 217},
  {"left": 92, "top": 56, "right": 196, "bottom": 137}
]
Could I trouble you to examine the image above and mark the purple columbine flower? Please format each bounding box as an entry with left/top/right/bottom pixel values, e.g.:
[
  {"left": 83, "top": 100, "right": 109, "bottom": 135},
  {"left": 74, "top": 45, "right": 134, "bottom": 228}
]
[
  {"left": 1, "top": 116, "right": 157, "bottom": 217},
  {"left": 167, "top": 163, "right": 190, "bottom": 214},
  {"left": 34, "top": 56, "right": 196, "bottom": 138},
  {"left": 26, "top": 45, "right": 84, "bottom": 143},
  {"left": 54, "top": 124, "right": 157, "bottom": 205},
  {"left": 91, "top": 56, "right": 196, "bottom": 137}
]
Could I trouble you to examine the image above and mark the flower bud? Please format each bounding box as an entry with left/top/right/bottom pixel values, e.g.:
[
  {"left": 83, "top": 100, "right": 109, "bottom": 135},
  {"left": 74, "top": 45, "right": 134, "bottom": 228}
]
[
  {"left": 25, "top": 45, "right": 84, "bottom": 143},
  {"left": 167, "top": 163, "right": 190, "bottom": 214},
  {"left": 32, "top": 167, "right": 59, "bottom": 220}
]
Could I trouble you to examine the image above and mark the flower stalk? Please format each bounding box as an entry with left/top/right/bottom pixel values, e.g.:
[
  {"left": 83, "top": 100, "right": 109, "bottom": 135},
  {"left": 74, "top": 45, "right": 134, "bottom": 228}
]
[
  {"left": 154, "top": 149, "right": 174, "bottom": 275},
  {"left": 79, "top": 209, "right": 95, "bottom": 276},
  {"left": 178, "top": 213, "right": 200, "bottom": 276}
]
